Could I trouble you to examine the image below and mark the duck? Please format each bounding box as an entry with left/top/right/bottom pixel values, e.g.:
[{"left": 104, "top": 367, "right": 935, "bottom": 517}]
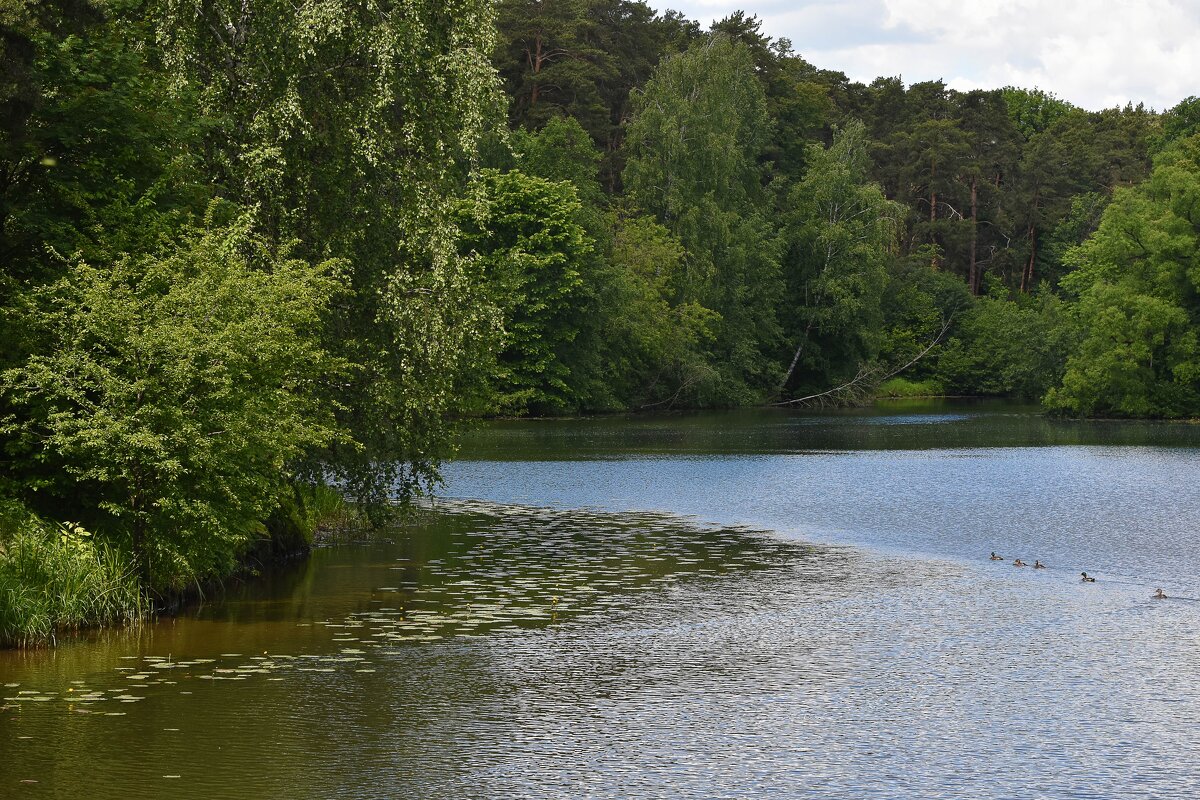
[
  {"left": 989, "top": 552, "right": 1004, "bottom": 561},
  {"left": 1153, "top": 588, "right": 1167, "bottom": 599},
  {"left": 1013, "top": 558, "right": 1027, "bottom": 567},
  {"left": 1033, "top": 560, "right": 1046, "bottom": 569},
  {"left": 1080, "top": 572, "right": 1096, "bottom": 583}
]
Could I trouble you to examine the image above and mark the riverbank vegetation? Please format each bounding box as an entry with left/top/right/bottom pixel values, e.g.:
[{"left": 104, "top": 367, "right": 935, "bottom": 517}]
[{"left": 2, "top": 0, "right": 1198, "bottom": 644}]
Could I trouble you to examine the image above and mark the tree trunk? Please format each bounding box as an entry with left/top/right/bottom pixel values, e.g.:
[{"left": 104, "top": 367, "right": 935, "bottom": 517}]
[
  {"left": 929, "top": 159, "right": 939, "bottom": 269},
  {"left": 1021, "top": 223, "right": 1036, "bottom": 292},
  {"left": 968, "top": 178, "right": 979, "bottom": 293},
  {"left": 780, "top": 318, "right": 817, "bottom": 392},
  {"left": 529, "top": 33, "right": 543, "bottom": 108}
]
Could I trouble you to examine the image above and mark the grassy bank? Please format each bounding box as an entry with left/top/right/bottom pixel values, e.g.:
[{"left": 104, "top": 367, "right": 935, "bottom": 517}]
[
  {"left": 874, "top": 377, "right": 948, "bottom": 399},
  {"left": 0, "top": 484, "right": 357, "bottom": 648},
  {"left": 0, "top": 508, "right": 144, "bottom": 648}
]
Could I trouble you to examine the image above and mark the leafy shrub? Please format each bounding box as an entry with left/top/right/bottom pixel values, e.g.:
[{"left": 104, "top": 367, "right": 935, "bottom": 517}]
[{"left": 2, "top": 217, "right": 346, "bottom": 592}]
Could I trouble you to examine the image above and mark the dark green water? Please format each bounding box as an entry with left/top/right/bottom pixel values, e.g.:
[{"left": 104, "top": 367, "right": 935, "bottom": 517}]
[
  {"left": 456, "top": 399, "right": 1200, "bottom": 458},
  {"left": 3, "top": 402, "right": 1200, "bottom": 798}
]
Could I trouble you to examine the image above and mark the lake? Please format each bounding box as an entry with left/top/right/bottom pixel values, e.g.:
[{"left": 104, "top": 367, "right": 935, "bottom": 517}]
[{"left": 3, "top": 401, "right": 1200, "bottom": 798}]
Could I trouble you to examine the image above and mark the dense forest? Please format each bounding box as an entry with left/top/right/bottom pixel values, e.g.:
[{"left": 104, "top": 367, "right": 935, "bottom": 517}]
[{"left": 2, "top": 0, "right": 1199, "bottom": 644}]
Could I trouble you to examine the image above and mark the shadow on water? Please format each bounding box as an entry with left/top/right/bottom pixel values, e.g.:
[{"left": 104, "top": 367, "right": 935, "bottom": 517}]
[
  {"left": 455, "top": 400, "right": 1200, "bottom": 460},
  {"left": 1, "top": 501, "right": 849, "bottom": 799}
]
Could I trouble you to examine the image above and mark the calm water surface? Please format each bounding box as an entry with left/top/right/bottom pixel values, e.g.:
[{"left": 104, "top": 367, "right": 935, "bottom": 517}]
[{"left": 3, "top": 402, "right": 1200, "bottom": 798}]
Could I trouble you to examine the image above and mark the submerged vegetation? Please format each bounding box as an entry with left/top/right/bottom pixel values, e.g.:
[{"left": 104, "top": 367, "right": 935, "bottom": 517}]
[{"left": 1, "top": 0, "right": 1197, "bottom": 644}]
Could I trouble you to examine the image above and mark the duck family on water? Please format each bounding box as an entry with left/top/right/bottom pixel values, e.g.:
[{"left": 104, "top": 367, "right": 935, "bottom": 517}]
[{"left": 988, "top": 553, "right": 1166, "bottom": 598}]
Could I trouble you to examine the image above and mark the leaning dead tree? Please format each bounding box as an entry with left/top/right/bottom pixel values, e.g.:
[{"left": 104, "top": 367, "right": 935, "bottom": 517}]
[{"left": 772, "top": 316, "right": 955, "bottom": 409}]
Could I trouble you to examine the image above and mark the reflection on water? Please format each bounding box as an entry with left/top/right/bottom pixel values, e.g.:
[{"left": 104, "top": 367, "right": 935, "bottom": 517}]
[
  {"left": 3, "top": 404, "right": 1200, "bottom": 799},
  {"left": 455, "top": 401, "right": 1200, "bottom": 459},
  {"left": 0, "top": 502, "right": 816, "bottom": 798}
]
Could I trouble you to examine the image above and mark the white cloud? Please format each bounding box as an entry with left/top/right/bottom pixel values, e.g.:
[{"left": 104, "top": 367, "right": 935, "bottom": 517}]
[{"left": 659, "top": 0, "right": 1200, "bottom": 110}]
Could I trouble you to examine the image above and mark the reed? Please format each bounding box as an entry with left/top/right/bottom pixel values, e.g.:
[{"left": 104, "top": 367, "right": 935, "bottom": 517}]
[
  {"left": 0, "top": 516, "right": 145, "bottom": 648},
  {"left": 305, "top": 483, "right": 356, "bottom": 533}
]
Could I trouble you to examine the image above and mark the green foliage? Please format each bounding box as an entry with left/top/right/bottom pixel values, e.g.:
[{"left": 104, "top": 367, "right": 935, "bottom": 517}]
[
  {"left": 625, "top": 36, "right": 771, "bottom": 246},
  {"left": 2, "top": 217, "right": 346, "bottom": 591},
  {"left": 625, "top": 34, "right": 782, "bottom": 402},
  {"left": 935, "top": 293, "right": 1075, "bottom": 399},
  {"left": 461, "top": 169, "right": 591, "bottom": 413},
  {"left": 876, "top": 377, "right": 945, "bottom": 398},
  {"left": 1157, "top": 96, "right": 1200, "bottom": 151},
  {"left": 495, "top": 0, "right": 612, "bottom": 137},
  {"left": 0, "top": 5, "right": 203, "bottom": 392},
  {"left": 709, "top": 12, "right": 832, "bottom": 177},
  {"left": 1047, "top": 137, "right": 1200, "bottom": 416},
  {"left": 1040, "top": 192, "right": 1110, "bottom": 285},
  {"left": 780, "top": 120, "right": 901, "bottom": 392},
  {"left": 1047, "top": 286, "right": 1197, "bottom": 416},
  {"left": 493, "top": 0, "right": 699, "bottom": 186},
  {"left": 263, "top": 482, "right": 356, "bottom": 556},
  {"left": 1001, "top": 87, "right": 1076, "bottom": 140},
  {"left": 595, "top": 212, "right": 720, "bottom": 407},
  {"left": 512, "top": 116, "right": 605, "bottom": 206},
  {"left": 156, "top": 0, "right": 505, "bottom": 510},
  {"left": 876, "top": 254, "right": 972, "bottom": 384},
  {"left": 0, "top": 510, "right": 144, "bottom": 648}
]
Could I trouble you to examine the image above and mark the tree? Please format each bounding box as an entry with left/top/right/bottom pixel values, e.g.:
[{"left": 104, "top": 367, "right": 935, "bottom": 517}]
[
  {"left": 1048, "top": 286, "right": 1195, "bottom": 416},
  {"left": 156, "top": 0, "right": 505, "bottom": 509},
  {"left": 1001, "top": 87, "right": 1075, "bottom": 140},
  {"left": 511, "top": 115, "right": 604, "bottom": 206},
  {"left": 593, "top": 211, "right": 719, "bottom": 407},
  {"left": 956, "top": 90, "right": 1020, "bottom": 294},
  {"left": 1047, "top": 137, "right": 1200, "bottom": 416},
  {"left": 495, "top": 0, "right": 612, "bottom": 136},
  {"left": 1, "top": 217, "right": 345, "bottom": 590},
  {"left": 493, "top": 1, "right": 699, "bottom": 188},
  {"left": 1012, "top": 110, "right": 1096, "bottom": 291},
  {"left": 935, "top": 292, "right": 1074, "bottom": 399},
  {"left": 1158, "top": 96, "right": 1200, "bottom": 151},
  {"left": 779, "top": 120, "right": 901, "bottom": 392},
  {"left": 1, "top": 6, "right": 198, "bottom": 290},
  {"left": 710, "top": 13, "right": 832, "bottom": 178},
  {"left": 624, "top": 34, "right": 783, "bottom": 401},
  {"left": 883, "top": 82, "right": 971, "bottom": 272},
  {"left": 460, "top": 169, "right": 591, "bottom": 413}
]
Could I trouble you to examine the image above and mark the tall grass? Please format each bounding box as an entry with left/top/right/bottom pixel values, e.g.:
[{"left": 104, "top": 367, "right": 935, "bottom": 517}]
[
  {"left": 260, "top": 481, "right": 359, "bottom": 558},
  {"left": 875, "top": 377, "right": 947, "bottom": 398},
  {"left": 305, "top": 483, "right": 355, "bottom": 533},
  {"left": 0, "top": 515, "right": 145, "bottom": 648}
]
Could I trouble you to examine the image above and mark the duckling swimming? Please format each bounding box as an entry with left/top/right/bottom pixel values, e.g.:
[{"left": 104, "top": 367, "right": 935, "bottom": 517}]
[
  {"left": 1013, "top": 558, "right": 1027, "bottom": 567},
  {"left": 1080, "top": 572, "right": 1096, "bottom": 583},
  {"left": 1033, "top": 560, "right": 1046, "bottom": 569},
  {"left": 1153, "top": 588, "right": 1167, "bottom": 599},
  {"left": 989, "top": 552, "right": 1004, "bottom": 560}
]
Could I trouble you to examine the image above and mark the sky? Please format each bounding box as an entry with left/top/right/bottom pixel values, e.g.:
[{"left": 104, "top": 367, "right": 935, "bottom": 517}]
[{"left": 660, "top": 0, "right": 1199, "bottom": 111}]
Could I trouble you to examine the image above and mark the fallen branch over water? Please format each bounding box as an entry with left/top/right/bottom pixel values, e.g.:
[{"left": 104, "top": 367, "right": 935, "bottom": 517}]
[{"left": 772, "top": 316, "right": 954, "bottom": 408}]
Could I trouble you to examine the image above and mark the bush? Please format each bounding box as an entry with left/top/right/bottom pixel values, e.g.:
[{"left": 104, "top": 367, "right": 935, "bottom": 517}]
[
  {"left": 1, "top": 217, "right": 346, "bottom": 593},
  {"left": 261, "top": 483, "right": 356, "bottom": 557}
]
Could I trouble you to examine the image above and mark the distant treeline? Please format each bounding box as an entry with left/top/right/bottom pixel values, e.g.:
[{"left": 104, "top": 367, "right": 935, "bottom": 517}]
[
  {"left": 484, "top": 3, "right": 1200, "bottom": 417},
  {"left": 2, "top": 1, "right": 1199, "bottom": 643}
]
